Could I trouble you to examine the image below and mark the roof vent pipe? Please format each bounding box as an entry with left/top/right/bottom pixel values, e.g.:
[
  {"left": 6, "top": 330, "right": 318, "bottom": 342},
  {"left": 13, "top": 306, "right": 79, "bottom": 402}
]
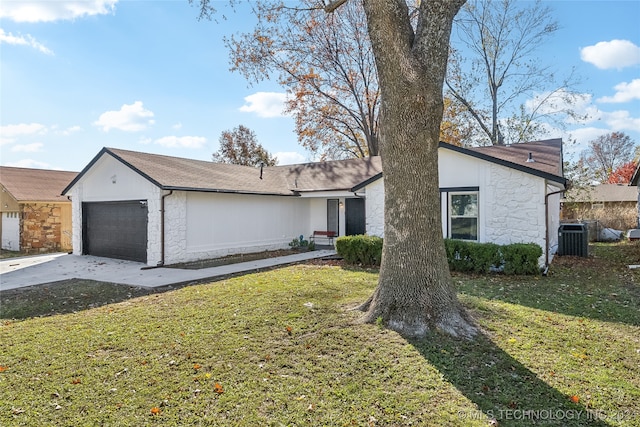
[{"left": 526, "top": 152, "right": 536, "bottom": 163}]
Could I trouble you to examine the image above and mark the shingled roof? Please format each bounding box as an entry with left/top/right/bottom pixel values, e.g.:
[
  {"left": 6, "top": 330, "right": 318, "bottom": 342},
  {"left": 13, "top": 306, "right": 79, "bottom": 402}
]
[
  {"left": 64, "top": 140, "right": 564, "bottom": 197},
  {"left": 0, "top": 166, "right": 77, "bottom": 203},
  {"left": 440, "top": 138, "right": 565, "bottom": 185},
  {"left": 277, "top": 156, "right": 382, "bottom": 192},
  {"left": 63, "top": 148, "right": 383, "bottom": 196},
  {"left": 563, "top": 184, "right": 637, "bottom": 203}
]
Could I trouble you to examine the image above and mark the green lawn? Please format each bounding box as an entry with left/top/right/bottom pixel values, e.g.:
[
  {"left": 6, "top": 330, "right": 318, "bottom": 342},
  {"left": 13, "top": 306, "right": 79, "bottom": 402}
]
[{"left": 0, "top": 243, "right": 638, "bottom": 426}]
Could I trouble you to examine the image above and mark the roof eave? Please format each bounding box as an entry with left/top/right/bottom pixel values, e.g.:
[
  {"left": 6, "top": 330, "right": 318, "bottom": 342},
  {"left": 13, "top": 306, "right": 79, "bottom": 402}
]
[
  {"left": 439, "top": 142, "right": 567, "bottom": 186},
  {"left": 62, "top": 148, "right": 163, "bottom": 195},
  {"left": 351, "top": 172, "right": 384, "bottom": 192}
]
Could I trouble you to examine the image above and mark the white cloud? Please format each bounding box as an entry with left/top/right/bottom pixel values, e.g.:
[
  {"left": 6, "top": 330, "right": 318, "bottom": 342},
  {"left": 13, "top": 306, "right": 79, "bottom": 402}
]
[
  {"left": 1, "top": 123, "right": 47, "bottom": 138},
  {"left": 239, "top": 92, "right": 288, "bottom": 118},
  {"left": 525, "top": 90, "right": 600, "bottom": 124},
  {"left": 11, "top": 143, "right": 44, "bottom": 153},
  {"left": 0, "top": 0, "right": 118, "bottom": 23},
  {"left": 597, "top": 79, "right": 640, "bottom": 103},
  {"left": 5, "top": 159, "right": 52, "bottom": 169},
  {"left": 94, "top": 101, "right": 155, "bottom": 132},
  {"left": 59, "top": 125, "right": 82, "bottom": 135},
  {"left": 0, "top": 29, "right": 53, "bottom": 55},
  {"left": 274, "top": 151, "right": 307, "bottom": 165},
  {"left": 580, "top": 39, "right": 640, "bottom": 70},
  {"left": 154, "top": 136, "right": 207, "bottom": 148},
  {"left": 172, "top": 122, "right": 183, "bottom": 130},
  {"left": 601, "top": 110, "right": 640, "bottom": 133}
]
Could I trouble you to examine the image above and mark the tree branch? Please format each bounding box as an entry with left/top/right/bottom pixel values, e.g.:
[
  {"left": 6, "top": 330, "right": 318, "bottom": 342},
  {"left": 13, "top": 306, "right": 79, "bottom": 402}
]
[{"left": 324, "top": 0, "right": 348, "bottom": 13}]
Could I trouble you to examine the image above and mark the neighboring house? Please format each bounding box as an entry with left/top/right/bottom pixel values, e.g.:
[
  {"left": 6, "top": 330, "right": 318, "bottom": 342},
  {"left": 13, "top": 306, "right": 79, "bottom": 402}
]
[
  {"left": 63, "top": 139, "right": 565, "bottom": 267},
  {"left": 561, "top": 184, "right": 638, "bottom": 231},
  {"left": 0, "top": 166, "right": 77, "bottom": 253},
  {"left": 631, "top": 164, "right": 640, "bottom": 228}
]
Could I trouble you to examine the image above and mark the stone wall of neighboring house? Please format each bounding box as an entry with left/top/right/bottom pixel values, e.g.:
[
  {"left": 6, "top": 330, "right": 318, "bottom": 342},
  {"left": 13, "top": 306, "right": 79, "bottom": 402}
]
[{"left": 20, "top": 202, "right": 72, "bottom": 253}]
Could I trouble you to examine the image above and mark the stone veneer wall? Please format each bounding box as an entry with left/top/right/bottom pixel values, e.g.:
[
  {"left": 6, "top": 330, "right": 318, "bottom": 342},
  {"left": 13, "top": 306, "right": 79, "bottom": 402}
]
[{"left": 20, "top": 203, "right": 72, "bottom": 254}]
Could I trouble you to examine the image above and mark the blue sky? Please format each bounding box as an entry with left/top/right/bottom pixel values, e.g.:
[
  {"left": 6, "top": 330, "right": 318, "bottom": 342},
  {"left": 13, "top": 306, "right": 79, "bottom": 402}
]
[{"left": 1, "top": 0, "right": 639, "bottom": 172}]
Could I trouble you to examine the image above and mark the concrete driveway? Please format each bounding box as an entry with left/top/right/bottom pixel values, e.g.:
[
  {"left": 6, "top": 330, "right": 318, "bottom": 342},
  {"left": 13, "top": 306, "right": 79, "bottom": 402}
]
[{"left": 0, "top": 250, "right": 336, "bottom": 291}]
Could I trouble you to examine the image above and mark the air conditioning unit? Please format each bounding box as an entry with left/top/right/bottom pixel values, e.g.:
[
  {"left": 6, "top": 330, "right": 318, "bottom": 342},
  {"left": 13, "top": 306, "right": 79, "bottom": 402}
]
[{"left": 558, "top": 224, "right": 588, "bottom": 257}]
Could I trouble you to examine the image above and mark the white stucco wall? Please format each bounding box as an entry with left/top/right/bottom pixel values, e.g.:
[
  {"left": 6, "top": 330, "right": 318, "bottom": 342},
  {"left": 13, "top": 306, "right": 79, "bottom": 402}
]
[
  {"left": 162, "top": 191, "right": 311, "bottom": 264},
  {"left": 365, "top": 179, "right": 385, "bottom": 238},
  {"left": 67, "top": 154, "right": 162, "bottom": 265},
  {"left": 365, "top": 147, "right": 563, "bottom": 265}
]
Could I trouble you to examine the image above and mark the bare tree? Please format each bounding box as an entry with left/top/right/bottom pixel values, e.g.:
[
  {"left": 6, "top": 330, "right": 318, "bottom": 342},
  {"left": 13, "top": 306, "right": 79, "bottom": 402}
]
[
  {"left": 212, "top": 125, "right": 278, "bottom": 166},
  {"left": 446, "top": 0, "right": 582, "bottom": 146},
  {"left": 195, "top": 0, "right": 476, "bottom": 339},
  {"left": 581, "top": 132, "right": 637, "bottom": 183}
]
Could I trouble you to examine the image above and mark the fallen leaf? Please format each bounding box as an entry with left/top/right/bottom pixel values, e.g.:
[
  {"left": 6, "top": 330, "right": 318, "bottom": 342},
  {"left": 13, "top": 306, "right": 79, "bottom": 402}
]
[
  {"left": 0, "top": 365, "right": 7, "bottom": 372},
  {"left": 570, "top": 395, "right": 580, "bottom": 403},
  {"left": 214, "top": 382, "right": 224, "bottom": 394},
  {"left": 71, "top": 378, "right": 81, "bottom": 384},
  {"left": 150, "top": 406, "right": 161, "bottom": 415},
  {"left": 286, "top": 326, "right": 293, "bottom": 335},
  {"left": 193, "top": 363, "right": 201, "bottom": 370}
]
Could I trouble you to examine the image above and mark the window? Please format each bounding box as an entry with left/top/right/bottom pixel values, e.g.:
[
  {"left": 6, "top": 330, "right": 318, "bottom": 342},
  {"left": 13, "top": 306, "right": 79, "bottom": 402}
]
[{"left": 449, "top": 193, "right": 478, "bottom": 241}]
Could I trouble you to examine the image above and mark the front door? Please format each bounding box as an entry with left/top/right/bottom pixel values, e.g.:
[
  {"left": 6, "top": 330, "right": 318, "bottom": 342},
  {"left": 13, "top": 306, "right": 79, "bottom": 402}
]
[{"left": 345, "top": 198, "right": 366, "bottom": 235}]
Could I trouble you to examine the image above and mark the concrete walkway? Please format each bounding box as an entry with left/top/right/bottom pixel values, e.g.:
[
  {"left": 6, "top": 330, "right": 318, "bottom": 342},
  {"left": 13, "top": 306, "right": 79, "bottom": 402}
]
[{"left": 0, "top": 250, "right": 337, "bottom": 291}]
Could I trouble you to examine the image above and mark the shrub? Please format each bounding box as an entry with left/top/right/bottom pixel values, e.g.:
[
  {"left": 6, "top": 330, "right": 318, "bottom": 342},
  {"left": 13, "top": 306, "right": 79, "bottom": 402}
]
[
  {"left": 335, "top": 235, "right": 383, "bottom": 266},
  {"left": 444, "top": 239, "right": 542, "bottom": 275},
  {"left": 501, "top": 243, "right": 543, "bottom": 275},
  {"left": 444, "top": 240, "right": 501, "bottom": 273},
  {"left": 337, "top": 236, "right": 542, "bottom": 274},
  {"left": 289, "top": 235, "right": 315, "bottom": 251}
]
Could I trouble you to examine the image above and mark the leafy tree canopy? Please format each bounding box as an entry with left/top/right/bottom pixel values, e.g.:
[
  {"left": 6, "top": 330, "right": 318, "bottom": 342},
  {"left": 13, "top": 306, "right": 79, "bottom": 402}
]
[{"left": 212, "top": 125, "right": 278, "bottom": 166}]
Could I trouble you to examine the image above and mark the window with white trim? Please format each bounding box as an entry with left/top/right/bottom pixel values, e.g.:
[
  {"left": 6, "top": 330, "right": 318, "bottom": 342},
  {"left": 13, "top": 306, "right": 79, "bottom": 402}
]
[{"left": 449, "top": 192, "right": 478, "bottom": 241}]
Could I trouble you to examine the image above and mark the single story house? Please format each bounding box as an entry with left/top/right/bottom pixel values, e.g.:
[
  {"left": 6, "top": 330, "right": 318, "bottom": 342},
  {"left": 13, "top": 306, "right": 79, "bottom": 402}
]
[
  {"left": 0, "top": 166, "right": 77, "bottom": 253},
  {"left": 561, "top": 183, "right": 638, "bottom": 231},
  {"left": 63, "top": 139, "right": 565, "bottom": 267}
]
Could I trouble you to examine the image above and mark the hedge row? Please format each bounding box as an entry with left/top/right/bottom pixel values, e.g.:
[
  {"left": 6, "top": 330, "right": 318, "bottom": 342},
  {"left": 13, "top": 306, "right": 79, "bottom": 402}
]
[
  {"left": 444, "top": 239, "right": 542, "bottom": 275},
  {"left": 335, "top": 235, "right": 383, "bottom": 266},
  {"left": 335, "top": 235, "right": 542, "bottom": 275}
]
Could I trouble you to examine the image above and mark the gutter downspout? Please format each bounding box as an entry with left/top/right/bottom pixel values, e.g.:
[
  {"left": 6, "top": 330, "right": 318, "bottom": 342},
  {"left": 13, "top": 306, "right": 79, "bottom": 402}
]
[
  {"left": 160, "top": 190, "right": 173, "bottom": 266},
  {"left": 544, "top": 184, "right": 566, "bottom": 274}
]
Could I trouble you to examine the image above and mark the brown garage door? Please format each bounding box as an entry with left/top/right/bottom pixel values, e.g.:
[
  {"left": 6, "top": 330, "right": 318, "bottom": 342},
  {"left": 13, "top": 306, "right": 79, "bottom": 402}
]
[{"left": 82, "top": 201, "right": 148, "bottom": 262}]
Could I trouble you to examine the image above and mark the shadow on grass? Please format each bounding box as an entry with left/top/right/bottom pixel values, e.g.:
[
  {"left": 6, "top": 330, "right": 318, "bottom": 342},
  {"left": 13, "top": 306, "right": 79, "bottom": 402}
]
[
  {"left": 410, "top": 332, "right": 611, "bottom": 427},
  {"left": 454, "top": 246, "right": 640, "bottom": 327},
  {"left": 0, "top": 279, "right": 159, "bottom": 319}
]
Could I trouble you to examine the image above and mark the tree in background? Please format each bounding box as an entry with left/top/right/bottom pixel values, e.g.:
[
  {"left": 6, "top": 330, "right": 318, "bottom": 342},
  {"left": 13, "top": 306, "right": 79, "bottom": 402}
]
[
  {"left": 446, "top": 0, "right": 583, "bottom": 145},
  {"left": 222, "top": 0, "right": 468, "bottom": 159},
  {"left": 226, "top": 0, "right": 380, "bottom": 159},
  {"left": 196, "top": 0, "right": 476, "bottom": 338},
  {"left": 212, "top": 125, "right": 278, "bottom": 166},
  {"left": 607, "top": 161, "right": 637, "bottom": 184},
  {"left": 581, "top": 132, "right": 637, "bottom": 183}
]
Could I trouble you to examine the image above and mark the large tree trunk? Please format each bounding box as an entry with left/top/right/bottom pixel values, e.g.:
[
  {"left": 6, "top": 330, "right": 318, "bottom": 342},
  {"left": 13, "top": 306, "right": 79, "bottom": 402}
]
[{"left": 360, "top": 0, "right": 476, "bottom": 338}]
